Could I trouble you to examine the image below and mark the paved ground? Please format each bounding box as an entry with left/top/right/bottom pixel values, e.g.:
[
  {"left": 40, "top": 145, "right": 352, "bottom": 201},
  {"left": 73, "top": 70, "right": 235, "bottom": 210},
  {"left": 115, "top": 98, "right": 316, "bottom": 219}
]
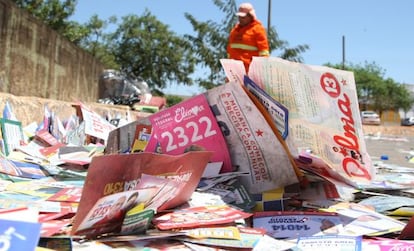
[{"left": 363, "top": 124, "right": 414, "bottom": 167}]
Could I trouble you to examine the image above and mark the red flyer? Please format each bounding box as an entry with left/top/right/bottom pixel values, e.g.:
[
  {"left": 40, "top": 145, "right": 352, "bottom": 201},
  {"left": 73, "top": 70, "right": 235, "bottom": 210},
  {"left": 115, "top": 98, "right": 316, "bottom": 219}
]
[
  {"left": 399, "top": 216, "right": 414, "bottom": 239},
  {"left": 40, "top": 219, "right": 72, "bottom": 237},
  {"left": 145, "top": 94, "right": 233, "bottom": 173},
  {"left": 153, "top": 205, "right": 252, "bottom": 230},
  {"left": 71, "top": 151, "right": 213, "bottom": 236},
  {"left": 47, "top": 187, "right": 83, "bottom": 203}
]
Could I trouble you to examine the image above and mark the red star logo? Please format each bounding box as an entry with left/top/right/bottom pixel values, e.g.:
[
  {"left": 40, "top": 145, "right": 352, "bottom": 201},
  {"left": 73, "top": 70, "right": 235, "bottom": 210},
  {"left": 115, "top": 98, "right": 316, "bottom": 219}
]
[{"left": 256, "top": 129, "right": 264, "bottom": 136}]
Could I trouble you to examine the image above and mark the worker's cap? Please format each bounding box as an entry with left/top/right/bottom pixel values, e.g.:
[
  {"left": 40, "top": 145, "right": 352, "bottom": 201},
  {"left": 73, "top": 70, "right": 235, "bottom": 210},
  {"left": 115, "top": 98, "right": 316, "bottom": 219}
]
[{"left": 236, "top": 3, "right": 256, "bottom": 19}]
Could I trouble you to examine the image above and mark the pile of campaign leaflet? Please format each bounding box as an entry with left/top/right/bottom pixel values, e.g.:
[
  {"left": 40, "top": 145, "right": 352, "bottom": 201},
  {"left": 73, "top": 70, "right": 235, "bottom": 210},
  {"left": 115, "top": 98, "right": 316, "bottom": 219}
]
[{"left": 2, "top": 57, "right": 414, "bottom": 251}]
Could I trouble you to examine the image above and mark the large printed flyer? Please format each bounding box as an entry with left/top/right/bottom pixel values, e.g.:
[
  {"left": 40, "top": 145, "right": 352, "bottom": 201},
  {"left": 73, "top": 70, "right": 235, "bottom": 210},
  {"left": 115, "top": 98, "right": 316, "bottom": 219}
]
[
  {"left": 221, "top": 57, "right": 374, "bottom": 187},
  {"left": 205, "top": 81, "right": 299, "bottom": 193},
  {"left": 71, "top": 151, "right": 213, "bottom": 236}
]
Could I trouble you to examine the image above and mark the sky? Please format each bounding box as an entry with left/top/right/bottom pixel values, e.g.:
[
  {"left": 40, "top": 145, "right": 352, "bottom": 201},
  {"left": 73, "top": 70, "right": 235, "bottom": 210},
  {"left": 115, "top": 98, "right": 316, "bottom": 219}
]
[{"left": 71, "top": 0, "right": 414, "bottom": 96}]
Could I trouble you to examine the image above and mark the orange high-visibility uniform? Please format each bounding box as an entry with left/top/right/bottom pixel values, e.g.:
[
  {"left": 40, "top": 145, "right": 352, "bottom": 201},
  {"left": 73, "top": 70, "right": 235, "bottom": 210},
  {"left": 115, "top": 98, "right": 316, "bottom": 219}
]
[{"left": 227, "top": 19, "right": 270, "bottom": 72}]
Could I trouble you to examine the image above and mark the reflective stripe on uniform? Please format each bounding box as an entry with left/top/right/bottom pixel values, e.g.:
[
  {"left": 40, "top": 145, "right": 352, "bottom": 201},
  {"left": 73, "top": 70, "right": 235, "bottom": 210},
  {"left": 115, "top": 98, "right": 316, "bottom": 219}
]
[
  {"left": 259, "top": 50, "right": 269, "bottom": 56},
  {"left": 230, "top": 43, "right": 258, "bottom": 51}
]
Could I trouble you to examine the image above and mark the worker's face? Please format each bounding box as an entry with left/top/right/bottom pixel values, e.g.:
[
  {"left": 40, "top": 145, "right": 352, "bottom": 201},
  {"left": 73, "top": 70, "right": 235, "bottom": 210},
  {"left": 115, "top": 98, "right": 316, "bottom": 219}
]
[{"left": 238, "top": 14, "right": 253, "bottom": 26}]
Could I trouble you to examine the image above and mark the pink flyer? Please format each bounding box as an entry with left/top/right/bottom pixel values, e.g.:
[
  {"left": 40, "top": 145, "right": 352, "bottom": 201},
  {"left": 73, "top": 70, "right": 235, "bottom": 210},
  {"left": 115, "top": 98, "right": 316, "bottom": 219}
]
[{"left": 146, "top": 94, "right": 232, "bottom": 173}]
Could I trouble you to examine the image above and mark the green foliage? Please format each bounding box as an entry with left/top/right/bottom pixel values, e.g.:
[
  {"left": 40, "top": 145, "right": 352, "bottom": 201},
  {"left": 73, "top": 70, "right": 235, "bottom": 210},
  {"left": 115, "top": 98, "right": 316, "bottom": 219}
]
[
  {"left": 60, "top": 20, "right": 89, "bottom": 44},
  {"left": 166, "top": 95, "right": 185, "bottom": 107},
  {"left": 325, "top": 62, "right": 414, "bottom": 115},
  {"left": 13, "top": 0, "right": 77, "bottom": 33},
  {"left": 77, "top": 15, "right": 119, "bottom": 68},
  {"left": 107, "top": 12, "right": 196, "bottom": 93},
  {"left": 182, "top": 0, "right": 234, "bottom": 90},
  {"left": 392, "top": 82, "right": 414, "bottom": 114}
]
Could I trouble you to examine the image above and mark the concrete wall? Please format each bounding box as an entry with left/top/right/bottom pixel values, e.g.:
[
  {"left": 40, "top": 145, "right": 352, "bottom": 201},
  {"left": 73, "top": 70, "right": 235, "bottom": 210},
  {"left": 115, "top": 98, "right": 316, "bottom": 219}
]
[{"left": 0, "top": 0, "right": 106, "bottom": 102}]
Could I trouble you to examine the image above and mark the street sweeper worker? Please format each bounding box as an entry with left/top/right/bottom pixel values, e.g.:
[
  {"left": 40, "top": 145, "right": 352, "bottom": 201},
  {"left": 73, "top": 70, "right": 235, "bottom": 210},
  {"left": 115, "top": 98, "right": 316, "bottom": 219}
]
[{"left": 227, "top": 2, "right": 270, "bottom": 73}]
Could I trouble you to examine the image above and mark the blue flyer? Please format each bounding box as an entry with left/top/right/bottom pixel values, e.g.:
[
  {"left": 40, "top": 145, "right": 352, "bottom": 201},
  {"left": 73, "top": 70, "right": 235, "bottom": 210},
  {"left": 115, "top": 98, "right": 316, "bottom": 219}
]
[{"left": 0, "top": 219, "right": 41, "bottom": 251}]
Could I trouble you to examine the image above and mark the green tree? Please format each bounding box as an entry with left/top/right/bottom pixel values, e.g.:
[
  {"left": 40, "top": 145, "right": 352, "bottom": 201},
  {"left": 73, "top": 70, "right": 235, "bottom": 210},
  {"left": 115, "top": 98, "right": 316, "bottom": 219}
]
[
  {"left": 166, "top": 95, "right": 184, "bottom": 107},
  {"left": 373, "top": 78, "right": 398, "bottom": 114},
  {"left": 77, "top": 15, "right": 119, "bottom": 68},
  {"left": 12, "top": 0, "right": 77, "bottom": 34},
  {"left": 352, "top": 62, "right": 386, "bottom": 112},
  {"left": 391, "top": 82, "right": 414, "bottom": 118},
  {"left": 107, "top": 12, "right": 196, "bottom": 93},
  {"left": 183, "top": 0, "right": 309, "bottom": 90}
]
